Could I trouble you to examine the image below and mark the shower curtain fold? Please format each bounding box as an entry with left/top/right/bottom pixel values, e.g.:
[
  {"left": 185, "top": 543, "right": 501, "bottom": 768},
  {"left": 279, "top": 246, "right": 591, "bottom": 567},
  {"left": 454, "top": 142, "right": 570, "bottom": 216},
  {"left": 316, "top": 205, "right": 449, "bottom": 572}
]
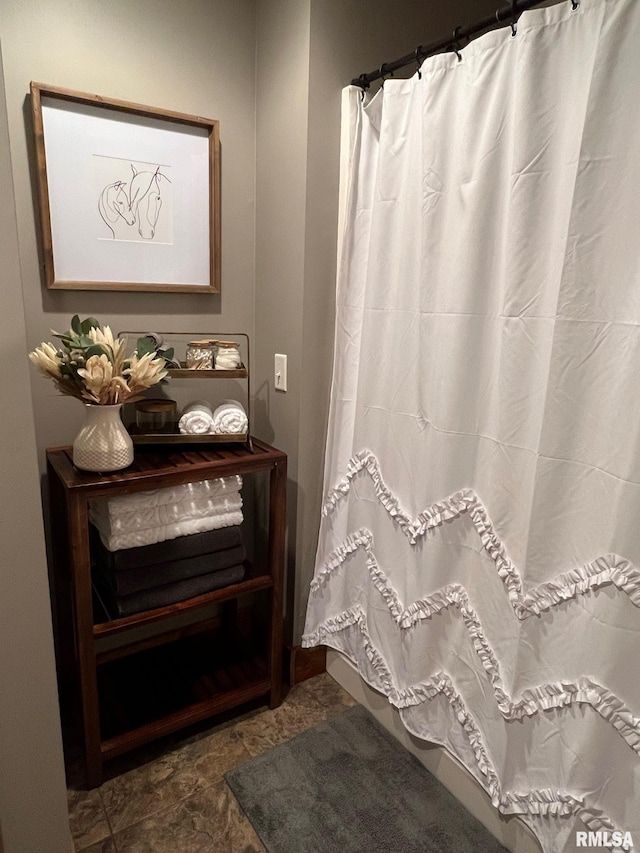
[{"left": 303, "top": 2, "right": 640, "bottom": 852}]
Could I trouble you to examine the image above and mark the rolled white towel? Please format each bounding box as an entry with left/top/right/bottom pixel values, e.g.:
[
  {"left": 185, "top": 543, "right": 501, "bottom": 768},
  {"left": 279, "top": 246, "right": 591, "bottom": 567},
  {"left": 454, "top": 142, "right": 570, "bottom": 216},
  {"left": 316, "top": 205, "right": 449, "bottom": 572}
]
[
  {"left": 212, "top": 400, "right": 248, "bottom": 435},
  {"left": 179, "top": 400, "right": 214, "bottom": 435}
]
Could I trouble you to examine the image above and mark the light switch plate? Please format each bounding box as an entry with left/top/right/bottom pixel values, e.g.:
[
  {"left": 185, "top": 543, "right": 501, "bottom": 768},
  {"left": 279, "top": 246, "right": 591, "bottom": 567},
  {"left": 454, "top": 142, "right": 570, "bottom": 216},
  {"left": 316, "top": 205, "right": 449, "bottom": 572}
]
[{"left": 274, "top": 353, "right": 287, "bottom": 392}]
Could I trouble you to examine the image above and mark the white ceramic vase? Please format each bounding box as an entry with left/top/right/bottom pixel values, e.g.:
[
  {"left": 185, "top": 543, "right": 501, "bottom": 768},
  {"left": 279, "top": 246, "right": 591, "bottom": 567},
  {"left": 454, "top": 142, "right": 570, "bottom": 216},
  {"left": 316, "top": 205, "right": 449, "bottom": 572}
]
[{"left": 72, "top": 403, "right": 134, "bottom": 472}]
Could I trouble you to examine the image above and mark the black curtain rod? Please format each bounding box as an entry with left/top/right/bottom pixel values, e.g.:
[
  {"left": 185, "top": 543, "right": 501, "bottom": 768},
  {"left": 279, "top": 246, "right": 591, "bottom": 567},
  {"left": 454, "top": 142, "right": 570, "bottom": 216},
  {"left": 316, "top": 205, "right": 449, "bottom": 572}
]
[{"left": 352, "top": 0, "right": 575, "bottom": 88}]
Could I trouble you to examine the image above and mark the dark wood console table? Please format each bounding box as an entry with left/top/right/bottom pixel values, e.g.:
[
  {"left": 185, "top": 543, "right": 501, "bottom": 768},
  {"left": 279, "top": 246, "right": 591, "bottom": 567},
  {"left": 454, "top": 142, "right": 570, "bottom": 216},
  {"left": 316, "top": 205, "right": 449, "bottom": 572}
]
[{"left": 46, "top": 438, "right": 286, "bottom": 788}]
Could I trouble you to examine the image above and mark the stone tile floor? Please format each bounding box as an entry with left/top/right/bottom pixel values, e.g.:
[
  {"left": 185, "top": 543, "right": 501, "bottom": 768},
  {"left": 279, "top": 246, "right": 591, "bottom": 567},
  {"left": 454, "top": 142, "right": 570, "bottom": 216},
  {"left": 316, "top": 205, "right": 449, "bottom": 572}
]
[{"left": 67, "top": 673, "right": 358, "bottom": 852}]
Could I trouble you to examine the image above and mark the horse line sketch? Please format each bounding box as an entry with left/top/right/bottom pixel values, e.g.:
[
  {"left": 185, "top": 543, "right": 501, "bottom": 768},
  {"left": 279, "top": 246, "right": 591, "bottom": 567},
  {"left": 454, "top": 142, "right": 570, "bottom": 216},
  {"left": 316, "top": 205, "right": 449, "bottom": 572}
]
[{"left": 98, "top": 163, "right": 171, "bottom": 241}]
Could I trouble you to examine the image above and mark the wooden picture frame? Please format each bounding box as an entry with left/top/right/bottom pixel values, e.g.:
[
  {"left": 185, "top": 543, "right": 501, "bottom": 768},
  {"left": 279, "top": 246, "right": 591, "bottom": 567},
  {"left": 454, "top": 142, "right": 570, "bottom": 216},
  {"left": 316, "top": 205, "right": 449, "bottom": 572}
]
[{"left": 30, "top": 82, "right": 220, "bottom": 293}]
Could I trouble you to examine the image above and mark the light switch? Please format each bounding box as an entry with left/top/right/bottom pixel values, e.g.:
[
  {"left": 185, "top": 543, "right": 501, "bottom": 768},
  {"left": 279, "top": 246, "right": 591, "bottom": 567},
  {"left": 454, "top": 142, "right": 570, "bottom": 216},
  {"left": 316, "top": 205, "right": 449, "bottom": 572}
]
[{"left": 274, "top": 353, "right": 287, "bottom": 392}]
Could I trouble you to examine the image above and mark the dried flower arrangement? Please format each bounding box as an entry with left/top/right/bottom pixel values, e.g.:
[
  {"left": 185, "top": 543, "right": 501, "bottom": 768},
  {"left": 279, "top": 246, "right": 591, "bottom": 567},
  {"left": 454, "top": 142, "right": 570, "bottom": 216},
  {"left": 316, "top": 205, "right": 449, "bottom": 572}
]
[{"left": 29, "top": 315, "right": 170, "bottom": 405}]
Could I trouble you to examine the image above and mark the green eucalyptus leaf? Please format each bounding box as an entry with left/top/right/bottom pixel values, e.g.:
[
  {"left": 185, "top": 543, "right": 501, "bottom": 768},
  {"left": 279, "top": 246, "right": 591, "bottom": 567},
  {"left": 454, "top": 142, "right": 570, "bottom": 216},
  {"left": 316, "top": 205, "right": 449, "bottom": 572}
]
[
  {"left": 71, "top": 315, "right": 81, "bottom": 334},
  {"left": 84, "top": 345, "right": 106, "bottom": 359},
  {"left": 162, "top": 347, "right": 174, "bottom": 361},
  {"left": 86, "top": 317, "right": 101, "bottom": 332},
  {"left": 136, "top": 336, "right": 156, "bottom": 356}
]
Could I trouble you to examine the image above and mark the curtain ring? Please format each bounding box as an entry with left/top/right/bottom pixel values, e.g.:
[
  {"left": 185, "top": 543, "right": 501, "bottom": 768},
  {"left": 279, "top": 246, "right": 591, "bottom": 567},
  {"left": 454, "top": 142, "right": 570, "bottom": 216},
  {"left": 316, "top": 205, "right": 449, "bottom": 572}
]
[
  {"left": 357, "top": 73, "right": 370, "bottom": 91},
  {"left": 452, "top": 27, "right": 463, "bottom": 62},
  {"left": 379, "top": 63, "right": 393, "bottom": 87},
  {"left": 510, "top": 0, "right": 518, "bottom": 37},
  {"left": 415, "top": 47, "right": 423, "bottom": 79},
  {"left": 571, "top": 0, "right": 579, "bottom": 9}
]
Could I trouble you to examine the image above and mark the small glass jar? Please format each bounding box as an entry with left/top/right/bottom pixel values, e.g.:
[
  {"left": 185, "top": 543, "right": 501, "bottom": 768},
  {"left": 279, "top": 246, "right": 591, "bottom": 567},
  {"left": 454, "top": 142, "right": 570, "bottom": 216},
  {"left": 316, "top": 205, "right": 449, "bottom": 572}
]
[
  {"left": 214, "top": 340, "right": 242, "bottom": 370},
  {"left": 186, "top": 339, "right": 216, "bottom": 370},
  {"left": 135, "top": 398, "right": 177, "bottom": 433}
]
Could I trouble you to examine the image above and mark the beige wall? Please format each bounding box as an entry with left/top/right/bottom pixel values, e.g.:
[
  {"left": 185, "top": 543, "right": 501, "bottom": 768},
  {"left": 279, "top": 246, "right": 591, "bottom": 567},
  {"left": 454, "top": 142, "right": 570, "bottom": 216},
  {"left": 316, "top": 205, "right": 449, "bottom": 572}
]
[
  {"left": 0, "top": 42, "right": 70, "bottom": 853},
  {"left": 254, "top": 0, "right": 311, "bottom": 634}
]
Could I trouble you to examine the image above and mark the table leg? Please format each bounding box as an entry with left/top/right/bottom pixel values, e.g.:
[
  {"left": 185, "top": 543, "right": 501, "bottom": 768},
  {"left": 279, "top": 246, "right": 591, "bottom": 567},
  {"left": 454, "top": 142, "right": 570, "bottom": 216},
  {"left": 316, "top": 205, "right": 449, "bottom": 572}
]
[
  {"left": 68, "top": 494, "right": 103, "bottom": 788},
  {"left": 268, "top": 457, "right": 286, "bottom": 708}
]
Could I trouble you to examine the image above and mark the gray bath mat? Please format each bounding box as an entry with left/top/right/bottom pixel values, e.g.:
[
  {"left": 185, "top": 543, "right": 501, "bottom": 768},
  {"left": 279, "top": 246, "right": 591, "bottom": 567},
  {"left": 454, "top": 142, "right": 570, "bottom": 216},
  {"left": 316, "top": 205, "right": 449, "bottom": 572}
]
[{"left": 225, "top": 704, "right": 508, "bottom": 853}]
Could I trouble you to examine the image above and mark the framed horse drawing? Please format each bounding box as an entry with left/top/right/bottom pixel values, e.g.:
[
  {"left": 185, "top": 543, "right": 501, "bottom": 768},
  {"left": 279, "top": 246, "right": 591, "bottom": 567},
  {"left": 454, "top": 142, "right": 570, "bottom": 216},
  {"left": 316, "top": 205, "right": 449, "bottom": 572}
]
[{"left": 30, "top": 83, "right": 220, "bottom": 293}]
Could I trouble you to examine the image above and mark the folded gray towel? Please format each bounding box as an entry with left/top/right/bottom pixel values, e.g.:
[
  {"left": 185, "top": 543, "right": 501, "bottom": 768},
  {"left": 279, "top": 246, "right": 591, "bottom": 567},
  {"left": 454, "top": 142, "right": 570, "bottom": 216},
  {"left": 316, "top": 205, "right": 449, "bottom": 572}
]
[
  {"left": 97, "top": 544, "right": 247, "bottom": 596},
  {"left": 90, "top": 524, "right": 243, "bottom": 571},
  {"left": 94, "top": 563, "right": 246, "bottom": 618}
]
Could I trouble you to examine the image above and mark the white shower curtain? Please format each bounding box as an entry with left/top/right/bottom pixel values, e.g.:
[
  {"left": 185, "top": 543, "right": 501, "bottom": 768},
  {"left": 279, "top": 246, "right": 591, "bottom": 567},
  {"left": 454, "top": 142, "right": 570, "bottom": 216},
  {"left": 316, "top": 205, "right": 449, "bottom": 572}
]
[{"left": 303, "top": 1, "right": 640, "bottom": 851}]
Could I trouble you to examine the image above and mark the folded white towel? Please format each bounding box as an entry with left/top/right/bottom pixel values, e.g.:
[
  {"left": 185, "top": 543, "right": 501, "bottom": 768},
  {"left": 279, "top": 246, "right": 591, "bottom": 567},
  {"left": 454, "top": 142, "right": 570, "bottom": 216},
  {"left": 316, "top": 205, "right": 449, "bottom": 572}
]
[
  {"left": 93, "top": 511, "right": 245, "bottom": 552},
  {"left": 89, "top": 493, "right": 244, "bottom": 535},
  {"left": 179, "top": 400, "right": 214, "bottom": 435},
  {"left": 89, "top": 476, "right": 242, "bottom": 514},
  {"left": 212, "top": 400, "right": 248, "bottom": 435}
]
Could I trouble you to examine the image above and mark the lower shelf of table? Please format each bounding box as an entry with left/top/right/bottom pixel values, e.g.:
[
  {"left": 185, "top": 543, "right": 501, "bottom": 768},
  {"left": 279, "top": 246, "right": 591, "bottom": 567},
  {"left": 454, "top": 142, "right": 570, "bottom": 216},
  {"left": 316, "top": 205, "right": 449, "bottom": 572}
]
[
  {"left": 92, "top": 560, "right": 273, "bottom": 638},
  {"left": 97, "top": 625, "right": 272, "bottom": 758}
]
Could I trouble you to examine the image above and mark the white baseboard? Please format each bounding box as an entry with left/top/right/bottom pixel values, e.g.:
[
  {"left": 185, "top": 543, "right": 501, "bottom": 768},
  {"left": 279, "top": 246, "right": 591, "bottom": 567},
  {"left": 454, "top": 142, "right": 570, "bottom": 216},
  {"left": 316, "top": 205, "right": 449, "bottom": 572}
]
[{"left": 327, "top": 649, "right": 542, "bottom": 853}]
